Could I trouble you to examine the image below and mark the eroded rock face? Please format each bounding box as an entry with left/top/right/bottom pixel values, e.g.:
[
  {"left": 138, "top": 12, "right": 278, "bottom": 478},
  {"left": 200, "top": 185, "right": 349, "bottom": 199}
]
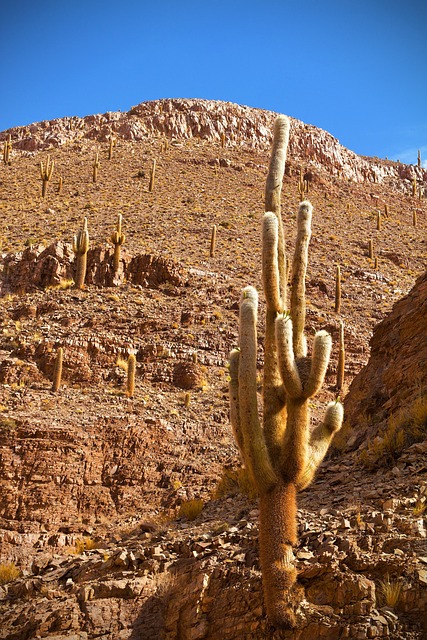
[
  {"left": 0, "top": 241, "right": 188, "bottom": 294},
  {"left": 344, "top": 269, "right": 427, "bottom": 448},
  {"left": 1, "top": 98, "right": 426, "bottom": 190}
]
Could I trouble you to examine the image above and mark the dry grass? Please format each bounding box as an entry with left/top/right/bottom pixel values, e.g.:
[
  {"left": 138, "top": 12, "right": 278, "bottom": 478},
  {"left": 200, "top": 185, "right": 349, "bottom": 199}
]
[
  {"left": 70, "top": 537, "right": 99, "bottom": 554},
  {"left": 378, "top": 576, "right": 402, "bottom": 608},
  {"left": 0, "top": 562, "right": 20, "bottom": 584},
  {"left": 177, "top": 498, "right": 204, "bottom": 521}
]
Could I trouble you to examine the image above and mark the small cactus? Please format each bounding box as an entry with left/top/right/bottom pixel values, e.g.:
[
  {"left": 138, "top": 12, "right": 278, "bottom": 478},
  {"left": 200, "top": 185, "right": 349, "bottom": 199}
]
[
  {"left": 377, "top": 210, "right": 382, "bottom": 231},
  {"left": 110, "top": 214, "right": 125, "bottom": 273},
  {"left": 51, "top": 347, "right": 63, "bottom": 392},
  {"left": 413, "top": 210, "right": 417, "bottom": 227},
  {"left": 297, "top": 168, "right": 308, "bottom": 200},
  {"left": 108, "top": 136, "right": 116, "bottom": 160},
  {"left": 368, "top": 238, "right": 374, "bottom": 260},
  {"left": 40, "top": 155, "right": 54, "bottom": 197},
  {"left": 72, "top": 217, "right": 89, "bottom": 289},
  {"left": 57, "top": 176, "right": 63, "bottom": 194},
  {"left": 3, "top": 134, "right": 12, "bottom": 165},
  {"left": 418, "top": 149, "right": 421, "bottom": 168},
  {"left": 335, "top": 264, "right": 341, "bottom": 313},
  {"left": 210, "top": 224, "right": 217, "bottom": 258},
  {"left": 126, "top": 354, "right": 136, "bottom": 398},
  {"left": 149, "top": 159, "right": 156, "bottom": 192},
  {"left": 337, "top": 321, "right": 345, "bottom": 391},
  {"left": 92, "top": 153, "right": 100, "bottom": 183}
]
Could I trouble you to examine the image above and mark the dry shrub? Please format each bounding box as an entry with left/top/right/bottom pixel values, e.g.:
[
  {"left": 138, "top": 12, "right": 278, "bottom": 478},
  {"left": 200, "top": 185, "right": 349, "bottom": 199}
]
[
  {"left": 71, "top": 537, "right": 99, "bottom": 554},
  {"left": 379, "top": 576, "right": 402, "bottom": 608},
  {"left": 178, "top": 498, "right": 204, "bottom": 521},
  {"left": 0, "top": 562, "right": 20, "bottom": 584}
]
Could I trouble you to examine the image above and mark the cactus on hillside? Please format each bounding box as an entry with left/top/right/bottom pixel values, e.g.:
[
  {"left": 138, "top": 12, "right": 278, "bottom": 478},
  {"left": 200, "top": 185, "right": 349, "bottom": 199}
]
[
  {"left": 110, "top": 214, "right": 126, "bottom": 273},
  {"left": 40, "top": 155, "right": 54, "bottom": 197},
  {"left": 149, "top": 159, "right": 156, "bottom": 192},
  {"left": 92, "top": 153, "right": 100, "bottom": 182},
  {"left": 72, "top": 217, "right": 89, "bottom": 289},
  {"left": 51, "top": 347, "right": 63, "bottom": 392},
  {"left": 229, "top": 115, "right": 343, "bottom": 629},
  {"left": 210, "top": 224, "right": 217, "bottom": 258},
  {"left": 127, "top": 354, "right": 136, "bottom": 398},
  {"left": 108, "top": 135, "right": 116, "bottom": 160},
  {"left": 3, "top": 134, "right": 12, "bottom": 165}
]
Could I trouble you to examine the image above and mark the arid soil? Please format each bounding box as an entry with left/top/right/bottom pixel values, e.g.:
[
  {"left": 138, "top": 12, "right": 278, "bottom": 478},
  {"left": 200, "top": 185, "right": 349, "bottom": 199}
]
[{"left": 0, "top": 99, "right": 426, "bottom": 639}]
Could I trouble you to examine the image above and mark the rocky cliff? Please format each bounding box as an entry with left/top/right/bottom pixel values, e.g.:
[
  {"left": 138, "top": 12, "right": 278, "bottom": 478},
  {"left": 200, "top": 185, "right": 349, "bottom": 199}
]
[
  {"left": 2, "top": 98, "right": 426, "bottom": 190},
  {"left": 344, "top": 269, "right": 427, "bottom": 453}
]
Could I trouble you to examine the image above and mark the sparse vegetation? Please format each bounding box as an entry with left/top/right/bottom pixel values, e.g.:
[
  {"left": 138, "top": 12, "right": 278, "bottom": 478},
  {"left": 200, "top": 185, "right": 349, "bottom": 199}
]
[
  {"left": 177, "top": 498, "right": 204, "bottom": 521},
  {"left": 378, "top": 576, "right": 402, "bottom": 608},
  {"left": 0, "top": 562, "right": 20, "bottom": 584}
]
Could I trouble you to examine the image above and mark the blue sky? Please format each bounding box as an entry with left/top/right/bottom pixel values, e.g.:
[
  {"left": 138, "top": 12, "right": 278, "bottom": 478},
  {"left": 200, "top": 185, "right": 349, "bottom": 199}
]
[{"left": 1, "top": 0, "right": 426, "bottom": 164}]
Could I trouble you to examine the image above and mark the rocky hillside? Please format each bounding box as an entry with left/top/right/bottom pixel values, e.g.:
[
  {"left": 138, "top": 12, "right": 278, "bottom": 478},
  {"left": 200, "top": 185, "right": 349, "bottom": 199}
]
[{"left": 0, "top": 99, "right": 426, "bottom": 638}]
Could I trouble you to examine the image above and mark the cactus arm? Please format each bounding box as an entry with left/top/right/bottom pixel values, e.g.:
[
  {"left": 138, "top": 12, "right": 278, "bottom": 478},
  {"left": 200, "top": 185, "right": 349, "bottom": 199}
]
[
  {"left": 290, "top": 201, "right": 312, "bottom": 358},
  {"left": 275, "top": 315, "right": 303, "bottom": 398},
  {"left": 228, "top": 348, "right": 246, "bottom": 466},
  {"left": 262, "top": 213, "right": 283, "bottom": 313},
  {"left": 281, "top": 397, "right": 310, "bottom": 483},
  {"left": 238, "top": 287, "right": 277, "bottom": 494},
  {"left": 303, "top": 330, "right": 332, "bottom": 398},
  {"left": 262, "top": 116, "right": 290, "bottom": 464},
  {"left": 265, "top": 115, "right": 289, "bottom": 307},
  {"left": 296, "top": 400, "right": 344, "bottom": 490}
]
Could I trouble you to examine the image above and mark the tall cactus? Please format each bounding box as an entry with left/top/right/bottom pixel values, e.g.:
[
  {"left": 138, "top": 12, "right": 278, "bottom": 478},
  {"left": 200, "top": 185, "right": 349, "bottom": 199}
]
[
  {"left": 110, "top": 214, "right": 126, "bottom": 273},
  {"left": 72, "top": 217, "right": 89, "bottom": 289},
  {"left": 229, "top": 115, "right": 343, "bottom": 629}
]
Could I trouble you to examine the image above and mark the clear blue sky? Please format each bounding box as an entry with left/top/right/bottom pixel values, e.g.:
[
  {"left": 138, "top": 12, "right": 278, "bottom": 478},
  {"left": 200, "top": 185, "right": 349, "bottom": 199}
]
[{"left": 1, "top": 0, "right": 426, "bottom": 164}]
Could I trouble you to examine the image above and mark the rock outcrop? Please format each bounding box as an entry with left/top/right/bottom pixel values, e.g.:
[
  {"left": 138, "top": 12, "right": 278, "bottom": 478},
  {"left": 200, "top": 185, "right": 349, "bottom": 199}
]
[
  {"left": 1, "top": 98, "right": 426, "bottom": 190},
  {"left": 344, "top": 269, "right": 427, "bottom": 449}
]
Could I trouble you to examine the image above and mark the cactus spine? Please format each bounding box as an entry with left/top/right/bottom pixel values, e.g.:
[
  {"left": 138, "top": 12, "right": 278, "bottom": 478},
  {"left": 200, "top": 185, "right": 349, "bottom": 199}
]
[
  {"left": 72, "top": 217, "right": 89, "bottom": 289},
  {"left": 40, "top": 155, "right": 54, "bottom": 197},
  {"left": 3, "top": 134, "right": 12, "bottom": 165},
  {"left": 127, "top": 354, "right": 136, "bottom": 398},
  {"left": 229, "top": 115, "right": 343, "bottom": 629},
  {"left": 110, "top": 214, "right": 126, "bottom": 273},
  {"left": 51, "top": 347, "right": 63, "bottom": 392}
]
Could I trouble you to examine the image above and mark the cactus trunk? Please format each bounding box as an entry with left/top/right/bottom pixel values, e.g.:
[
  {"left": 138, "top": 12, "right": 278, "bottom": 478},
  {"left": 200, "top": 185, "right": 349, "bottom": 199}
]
[
  {"left": 259, "top": 480, "right": 298, "bottom": 629},
  {"left": 75, "top": 253, "right": 87, "bottom": 289},
  {"left": 113, "top": 245, "right": 121, "bottom": 272}
]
